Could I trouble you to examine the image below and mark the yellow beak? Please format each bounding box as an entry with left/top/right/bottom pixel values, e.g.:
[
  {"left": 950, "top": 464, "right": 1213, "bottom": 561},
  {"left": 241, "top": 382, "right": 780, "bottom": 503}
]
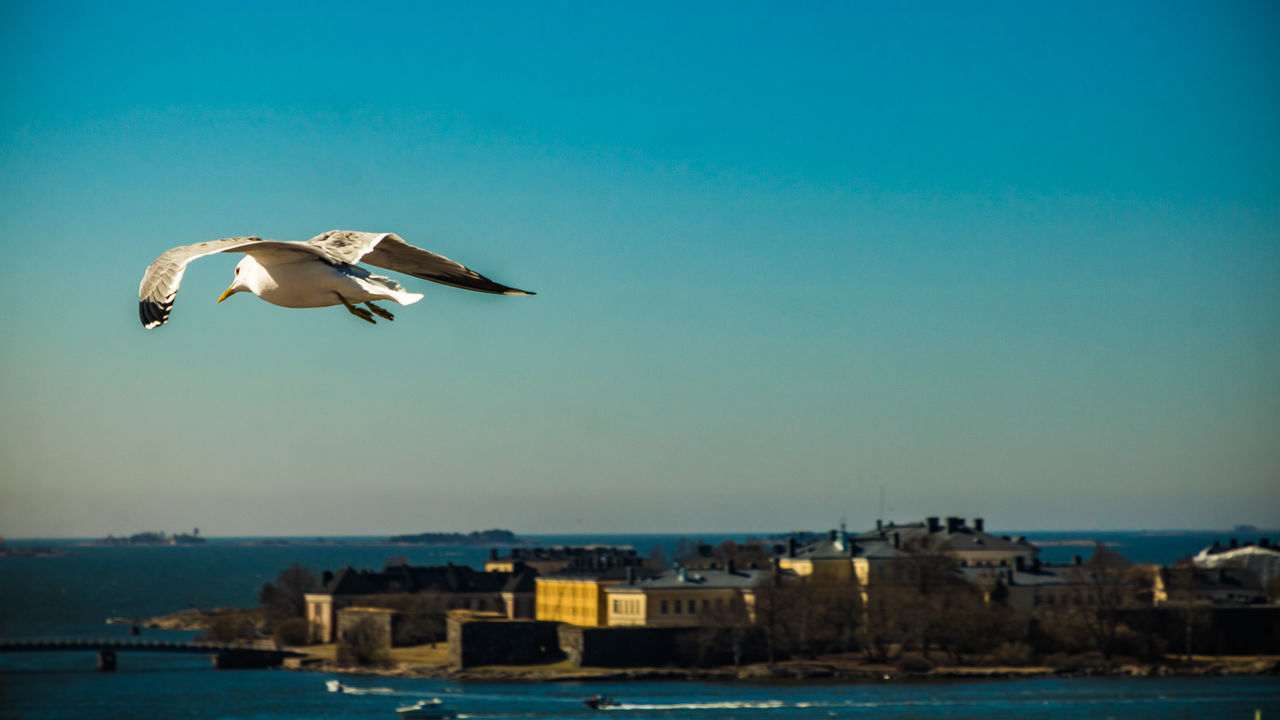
[{"left": 217, "top": 285, "right": 236, "bottom": 304}]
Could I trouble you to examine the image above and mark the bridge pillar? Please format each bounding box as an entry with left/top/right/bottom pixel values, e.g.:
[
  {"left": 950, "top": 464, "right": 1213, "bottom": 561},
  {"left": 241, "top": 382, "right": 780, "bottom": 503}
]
[{"left": 98, "top": 649, "right": 117, "bottom": 672}]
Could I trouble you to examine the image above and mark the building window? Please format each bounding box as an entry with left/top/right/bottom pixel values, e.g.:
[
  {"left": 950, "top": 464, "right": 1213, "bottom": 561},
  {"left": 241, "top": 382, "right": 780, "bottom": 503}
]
[
  {"left": 660, "top": 600, "right": 668, "bottom": 614},
  {"left": 674, "top": 599, "right": 682, "bottom": 614}
]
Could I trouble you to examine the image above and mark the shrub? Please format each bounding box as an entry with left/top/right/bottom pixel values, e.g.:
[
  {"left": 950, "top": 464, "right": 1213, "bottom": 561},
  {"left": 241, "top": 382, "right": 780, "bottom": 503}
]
[
  {"left": 199, "top": 610, "right": 257, "bottom": 643},
  {"left": 272, "top": 617, "right": 312, "bottom": 646},
  {"left": 336, "top": 617, "right": 390, "bottom": 667},
  {"left": 989, "top": 641, "right": 1037, "bottom": 667}
]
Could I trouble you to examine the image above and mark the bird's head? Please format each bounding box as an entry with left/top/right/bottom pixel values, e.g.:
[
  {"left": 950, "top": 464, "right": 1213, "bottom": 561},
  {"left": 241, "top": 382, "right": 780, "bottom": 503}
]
[{"left": 217, "top": 256, "right": 263, "bottom": 303}]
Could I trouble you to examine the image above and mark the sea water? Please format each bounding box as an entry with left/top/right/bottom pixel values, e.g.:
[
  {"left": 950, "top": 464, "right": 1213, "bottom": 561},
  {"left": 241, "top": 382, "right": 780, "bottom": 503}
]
[{"left": 2, "top": 532, "right": 1278, "bottom": 719}]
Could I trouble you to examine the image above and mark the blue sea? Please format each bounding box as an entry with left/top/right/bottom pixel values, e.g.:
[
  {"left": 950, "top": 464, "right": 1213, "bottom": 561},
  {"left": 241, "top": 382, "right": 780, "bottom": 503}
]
[{"left": 2, "top": 531, "right": 1278, "bottom": 719}]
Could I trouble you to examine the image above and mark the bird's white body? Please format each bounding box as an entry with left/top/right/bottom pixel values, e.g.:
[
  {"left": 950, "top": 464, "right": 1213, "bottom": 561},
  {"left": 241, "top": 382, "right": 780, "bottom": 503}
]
[
  {"left": 138, "top": 230, "right": 530, "bottom": 328},
  {"left": 230, "top": 255, "right": 423, "bottom": 308}
]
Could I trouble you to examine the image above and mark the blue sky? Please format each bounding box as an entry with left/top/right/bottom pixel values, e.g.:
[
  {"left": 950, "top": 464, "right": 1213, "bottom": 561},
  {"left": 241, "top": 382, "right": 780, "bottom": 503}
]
[{"left": 1, "top": 1, "right": 1277, "bottom": 538}]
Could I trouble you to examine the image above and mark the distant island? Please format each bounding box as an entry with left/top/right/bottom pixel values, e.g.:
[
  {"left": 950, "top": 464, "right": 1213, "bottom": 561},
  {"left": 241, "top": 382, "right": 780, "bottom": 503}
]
[
  {"left": 0, "top": 544, "right": 69, "bottom": 557},
  {"left": 386, "top": 529, "right": 519, "bottom": 545},
  {"left": 93, "top": 530, "right": 206, "bottom": 546}
]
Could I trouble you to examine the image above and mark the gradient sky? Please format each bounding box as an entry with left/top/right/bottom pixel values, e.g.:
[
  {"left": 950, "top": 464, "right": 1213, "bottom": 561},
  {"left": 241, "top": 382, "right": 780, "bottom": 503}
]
[{"left": 1, "top": 1, "right": 1277, "bottom": 538}]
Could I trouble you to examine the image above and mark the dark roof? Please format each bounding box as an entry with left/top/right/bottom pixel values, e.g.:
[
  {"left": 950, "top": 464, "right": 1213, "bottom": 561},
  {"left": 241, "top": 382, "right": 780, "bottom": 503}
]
[
  {"left": 540, "top": 566, "right": 659, "bottom": 582},
  {"left": 320, "top": 562, "right": 532, "bottom": 596},
  {"left": 854, "top": 519, "right": 1035, "bottom": 555},
  {"left": 606, "top": 567, "right": 776, "bottom": 592},
  {"left": 787, "top": 532, "right": 856, "bottom": 560},
  {"left": 492, "top": 545, "right": 642, "bottom": 567}
]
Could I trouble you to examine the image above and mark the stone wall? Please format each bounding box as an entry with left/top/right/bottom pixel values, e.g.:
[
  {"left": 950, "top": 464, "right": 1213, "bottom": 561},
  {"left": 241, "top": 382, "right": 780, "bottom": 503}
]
[
  {"left": 1119, "top": 606, "right": 1280, "bottom": 654},
  {"left": 558, "top": 625, "right": 765, "bottom": 668},
  {"left": 447, "top": 615, "right": 562, "bottom": 668}
]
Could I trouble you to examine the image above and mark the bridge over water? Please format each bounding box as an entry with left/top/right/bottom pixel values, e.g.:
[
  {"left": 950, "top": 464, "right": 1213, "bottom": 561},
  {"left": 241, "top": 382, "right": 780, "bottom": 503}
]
[{"left": 0, "top": 637, "right": 305, "bottom": 671}]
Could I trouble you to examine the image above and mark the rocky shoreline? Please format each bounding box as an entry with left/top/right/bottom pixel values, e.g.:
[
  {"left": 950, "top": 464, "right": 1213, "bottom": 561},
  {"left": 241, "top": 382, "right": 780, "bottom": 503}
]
[
  {"left": 118, "top": 610, "right": 1280, "bottom": 684},
  {"left": 300, "top": 655, "right": 1280, "bottom": 684},
  {"left": 107, "top": 607, "right": 253, "bottom": 631}
]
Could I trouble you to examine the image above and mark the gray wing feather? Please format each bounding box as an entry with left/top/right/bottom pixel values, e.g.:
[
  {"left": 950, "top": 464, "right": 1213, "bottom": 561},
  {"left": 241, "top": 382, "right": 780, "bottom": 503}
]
[
  {"left": 355, "top": 232, "right": 534, "bottom": 296},
  {"left": 304, "top": 230, "right": 387, "bottom": 265},
  {"left": 138, "top": 237, "right": 322, "bottom": 329}
]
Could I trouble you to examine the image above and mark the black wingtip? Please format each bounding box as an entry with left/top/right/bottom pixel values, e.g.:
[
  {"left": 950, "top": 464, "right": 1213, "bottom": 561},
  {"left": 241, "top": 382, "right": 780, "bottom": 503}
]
[{"left": 139, "top": 299, "right": 172, "bottom": 329}]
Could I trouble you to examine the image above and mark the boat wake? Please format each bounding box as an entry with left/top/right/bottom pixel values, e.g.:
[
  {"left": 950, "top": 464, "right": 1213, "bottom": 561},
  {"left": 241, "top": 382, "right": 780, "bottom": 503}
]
[
  {"left": 326, "top": 679, "right": 406, "bottom": 696},
  {"left": 609, "top": 700, "right": 787, "bottom": 710}
]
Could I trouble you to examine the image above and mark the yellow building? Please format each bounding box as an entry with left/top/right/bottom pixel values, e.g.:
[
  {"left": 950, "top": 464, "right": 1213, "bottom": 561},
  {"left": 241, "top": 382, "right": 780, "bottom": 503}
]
[
  {"left": 604, "top": 565, "right": 774, "bottom": 627},
  {"left": 777, "top": 529, "right": 857, "bottom": 583},
  {"left": 535, "top": 567, "right": 651, "bottom": 627}
]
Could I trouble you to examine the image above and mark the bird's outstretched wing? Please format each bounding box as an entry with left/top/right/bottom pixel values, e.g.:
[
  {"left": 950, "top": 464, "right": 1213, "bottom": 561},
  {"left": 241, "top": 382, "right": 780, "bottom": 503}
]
[
  {"left": 307, "top": 230, "right": 535, "bottom": 296},
  {"left": 138, "top": 237, "right": 322, "bottom": 329}
]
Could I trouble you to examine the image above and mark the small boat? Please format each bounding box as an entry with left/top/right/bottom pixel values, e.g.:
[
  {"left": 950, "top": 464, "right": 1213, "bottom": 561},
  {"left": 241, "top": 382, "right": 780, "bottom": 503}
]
[
  {"left": 329, "top": 679, "right": 396, "bottom": 695},
  {"left": 583, "top": 694, "right": 617, "bottom": 710},
  {"left": 395, "top": 698, "right": 456, "bottom": 719}
]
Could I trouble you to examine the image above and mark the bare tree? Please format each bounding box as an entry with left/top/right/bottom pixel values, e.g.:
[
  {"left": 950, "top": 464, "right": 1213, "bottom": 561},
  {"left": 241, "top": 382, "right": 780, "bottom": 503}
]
[
  {"left": 1065, "top": 543, "right": 1136, "bottom": 663},
  {"left": 259, "top": 563, "right": 319, "bottom": 623},
  {"left": 690, "top": 595, "right": 753, "bottom": 666},
  {"left": 752, "top": 574, "right": 794, "bottom": 663},
  {"left": 889, "top": 535, "right": 962, "bottom": 659},
  {"left": 813, "top": 579, "right": 862, "bottom": 655},
  {"left": 861, "top": 584, "right": 905, "bottom": 663}
]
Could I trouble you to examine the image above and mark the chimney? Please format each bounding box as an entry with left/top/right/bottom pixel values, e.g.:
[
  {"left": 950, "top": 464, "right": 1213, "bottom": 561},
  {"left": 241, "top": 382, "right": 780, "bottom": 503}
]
[
  {"left": 788, "top": 537, "right": 797, "bottom": 557},
  {"left": 1073, "top": 555, "right": 1082, "bottom": 566},
  {"left": 1230, "top": 538, "right": 1239, "bottom": 549},
  {"left": 828, "top": 529, "right": 837, "bottom": 542},
  {"left": 322, "top": 570, "right": 333, "bottom": 585},
  {"left": 1261, "top": 538, "right": 1271, "bottom": 549},
  {"left": 490, "top": 548, "right": 499, "bottom": 560},
  {"left": 677, "top": 564, "right": 687, "bottom": 583},
  {"left": 946, "top": 516, "right": 963, "bottom": 534},
  {"left": 974, "top": 517, "right": 984, "bottom": 533},
  {"left": 876, "top": 519, "right": 883, "bottom": 532},
  {"left": 892, "top": 532, "right": 900, "bottom": 549},
  {"left": 727, "top": 559, "right": 736, "bottom": 574},
  {"left": 1015, "top": 556, "right": 1025, "bottom": 572},
  {"left": 626, "top": 566, "right": 636, "bottom": 585},
  {"left": 927, "top": 516, "right": 941, "bottom": 534}
]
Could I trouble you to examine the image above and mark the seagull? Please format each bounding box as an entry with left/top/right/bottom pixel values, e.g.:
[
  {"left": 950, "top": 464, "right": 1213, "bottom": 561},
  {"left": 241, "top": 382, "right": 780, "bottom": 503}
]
[{"left": 138, "top": 229, "right": 533, "bottom": 329}]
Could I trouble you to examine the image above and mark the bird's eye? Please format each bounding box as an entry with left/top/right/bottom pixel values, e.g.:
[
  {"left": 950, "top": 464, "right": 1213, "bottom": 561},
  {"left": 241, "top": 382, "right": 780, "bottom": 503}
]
[{"left": 235, "top": 267, "right": 240, "bottom": 275}]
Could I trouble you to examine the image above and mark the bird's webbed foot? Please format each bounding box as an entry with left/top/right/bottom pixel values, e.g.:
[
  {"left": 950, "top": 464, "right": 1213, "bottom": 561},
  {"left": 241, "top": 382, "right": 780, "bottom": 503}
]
[
  {"left": 365, "top": 302, "right": 395, "bottom": 321},
  {"left": 335, "top": 292, "right": 377, "bottom": 324}
]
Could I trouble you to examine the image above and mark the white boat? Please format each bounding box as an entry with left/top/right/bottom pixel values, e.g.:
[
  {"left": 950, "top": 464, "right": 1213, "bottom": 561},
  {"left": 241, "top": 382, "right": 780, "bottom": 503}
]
[
  {"left": 328, "top": 679, "right": 396, "bottom": 695},
  {"left": 395, "top": 699, "right": 456, "bottom": 719}
]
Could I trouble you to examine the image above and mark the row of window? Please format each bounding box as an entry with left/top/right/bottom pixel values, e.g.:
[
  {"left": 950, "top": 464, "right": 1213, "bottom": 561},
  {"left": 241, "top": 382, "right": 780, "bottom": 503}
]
[
  {"left": 658, "top": 596, "right": 725, "bottom": 616},
  {"left": 611, "top": 598, "right": 641, "bottom": 616}
]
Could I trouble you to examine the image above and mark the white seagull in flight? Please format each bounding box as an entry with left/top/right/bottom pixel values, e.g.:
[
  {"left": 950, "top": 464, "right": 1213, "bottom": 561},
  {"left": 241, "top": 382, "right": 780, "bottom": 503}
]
[{"left": 138, "top": 229, "right": 533, "bottom": 329}]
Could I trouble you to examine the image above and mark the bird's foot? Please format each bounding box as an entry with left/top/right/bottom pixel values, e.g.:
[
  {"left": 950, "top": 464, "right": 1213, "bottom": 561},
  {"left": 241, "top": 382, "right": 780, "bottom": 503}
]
[
  {"left": 335, "top": 292, "right": 377, "bottom": 324},
  {"left": 366, "top": 302, "right": 395, "bottom": 321}
]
